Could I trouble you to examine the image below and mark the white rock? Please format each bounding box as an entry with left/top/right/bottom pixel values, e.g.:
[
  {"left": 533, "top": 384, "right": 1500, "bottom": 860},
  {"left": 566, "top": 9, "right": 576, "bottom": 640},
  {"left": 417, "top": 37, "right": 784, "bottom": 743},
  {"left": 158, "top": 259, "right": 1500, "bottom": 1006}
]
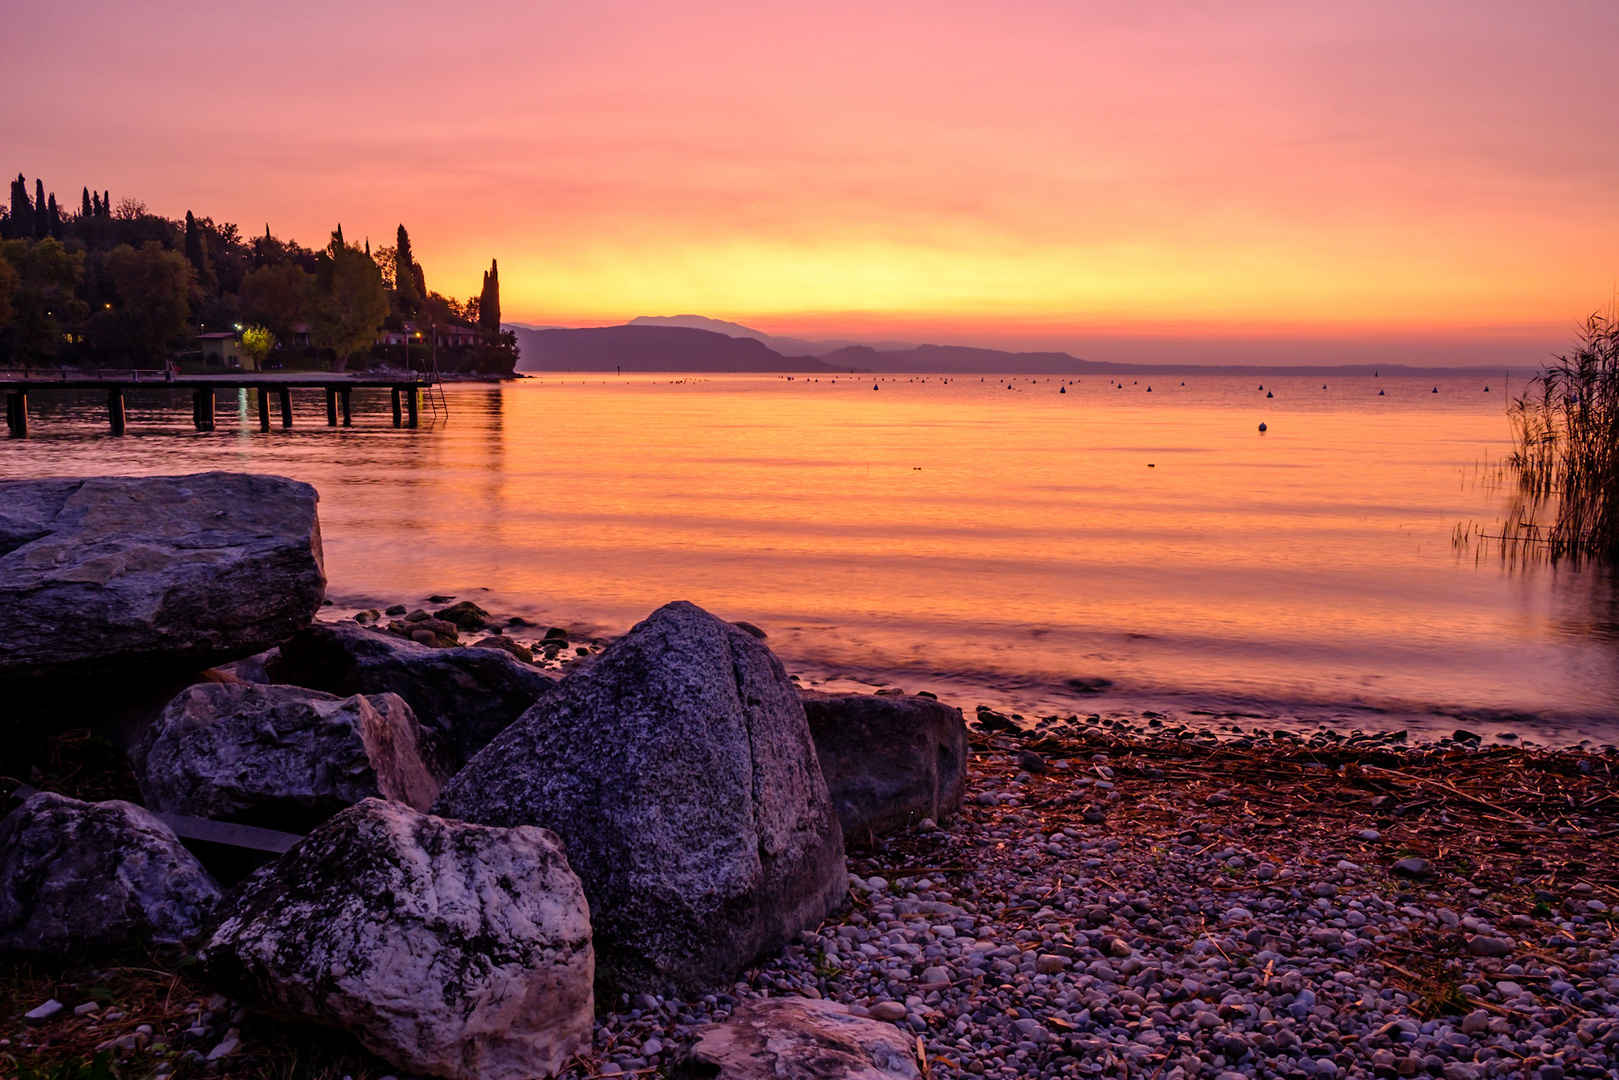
[{"left": 199, "top": 799, "right": 593, "bottom": 1080}]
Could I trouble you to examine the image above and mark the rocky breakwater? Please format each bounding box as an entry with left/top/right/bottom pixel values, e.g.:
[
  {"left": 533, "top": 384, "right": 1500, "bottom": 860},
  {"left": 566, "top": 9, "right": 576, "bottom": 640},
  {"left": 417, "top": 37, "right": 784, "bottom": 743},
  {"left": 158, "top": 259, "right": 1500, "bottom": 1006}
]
[
  {"left": 134, "top": 682, "right": 446, "bottom": 833},
  {"left": 0, "top": 792, "right": 220, "bottom": 962},
  {"left": 0, "top": 472, "right": 325, "bottom": 697},
  {"left": 267, "top": 621, "right": 557, "bottom": 768},
  {"left": 434, "top": 600, "right": 848, "bottom": 994},
  {"left": 199, "top": 798, "right": 594, "bottom": 1080},
  {"left": 802, "top": 689, "right": 968, "bottom": 841}
]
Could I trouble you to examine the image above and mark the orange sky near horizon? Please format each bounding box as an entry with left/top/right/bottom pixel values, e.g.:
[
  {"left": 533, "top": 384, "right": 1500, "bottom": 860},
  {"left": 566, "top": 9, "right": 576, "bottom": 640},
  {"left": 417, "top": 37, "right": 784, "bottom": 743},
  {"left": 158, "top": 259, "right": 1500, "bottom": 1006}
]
[{"left": 6, "top": 1, "right": 1619, "bottom": 361}]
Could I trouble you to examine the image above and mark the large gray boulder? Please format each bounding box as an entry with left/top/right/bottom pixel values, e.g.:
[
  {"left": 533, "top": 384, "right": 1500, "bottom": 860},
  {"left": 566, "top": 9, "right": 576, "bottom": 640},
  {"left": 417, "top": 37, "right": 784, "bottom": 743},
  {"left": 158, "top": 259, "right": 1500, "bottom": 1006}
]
[
  {"left": 433, "top": 601, "right": 846, "bottom": 994},
  {"left": 0, "top": 792, "right": 221, "bottom": 961},
  {"left": 674, "top": 997, "right": 921, "bottom": 1080},
  {"left": 799, "top": 691, "right": 968, "bottom": 840},
  {"left": 0, "top": 472, "right": 325, "bottom": 689},
  {"left": 198, "top": 798, "right": 594, "bottom": 1080},
  {"left": 268, "top": 622, "right": 555, "bottom": 768},
  {"left": 136, "top": 682, "right": 447, "bottom": 833}
]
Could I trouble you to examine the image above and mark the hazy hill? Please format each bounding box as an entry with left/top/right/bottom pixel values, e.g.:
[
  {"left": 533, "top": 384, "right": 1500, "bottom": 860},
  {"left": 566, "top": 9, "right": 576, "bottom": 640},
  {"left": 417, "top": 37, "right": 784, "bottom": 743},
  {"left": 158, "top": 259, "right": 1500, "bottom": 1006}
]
[
  {"left": 627, "top": 315, "right": 917, "bottom": 357},
  {"left": 510, "top": 324, "right": 846, "bottom": 372}
]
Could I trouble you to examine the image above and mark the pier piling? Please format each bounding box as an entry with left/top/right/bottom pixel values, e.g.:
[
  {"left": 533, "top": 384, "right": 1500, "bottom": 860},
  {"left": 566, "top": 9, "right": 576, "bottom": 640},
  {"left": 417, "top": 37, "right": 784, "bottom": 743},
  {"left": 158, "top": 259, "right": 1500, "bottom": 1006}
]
[
  {"left": 391, "top": 387, "right": 403, "bottom": 428},
  {"left": 107, "top": 389, "right": 126, "bottom": 435},
  {"left": 406, "top": 388, "right": 419, "bottom": 428},
  {"left": 192, "top": 389, "right": 216, "bottom": 432},
  {"left": 257, "top": 389, "right": 270, "bottom": 432},
  {"left": 5, "top": 390, "right": 26, "bottom": 437},
  {"left": 279, "top": 388, "right": 293, "bottom": 429},
  {"left": 340, "top": 387, "right": 353, "bottom": 427},
  {"left": 325, "top": 388, "right": 338, "bottom": 426}
]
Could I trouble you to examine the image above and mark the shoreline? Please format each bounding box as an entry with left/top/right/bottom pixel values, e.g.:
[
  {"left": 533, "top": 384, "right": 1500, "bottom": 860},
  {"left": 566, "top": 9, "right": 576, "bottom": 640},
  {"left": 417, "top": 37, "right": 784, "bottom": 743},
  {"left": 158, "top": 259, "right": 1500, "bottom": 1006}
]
[{"left": 6, "top": 719, "right": 1615, "bottom": 1079}]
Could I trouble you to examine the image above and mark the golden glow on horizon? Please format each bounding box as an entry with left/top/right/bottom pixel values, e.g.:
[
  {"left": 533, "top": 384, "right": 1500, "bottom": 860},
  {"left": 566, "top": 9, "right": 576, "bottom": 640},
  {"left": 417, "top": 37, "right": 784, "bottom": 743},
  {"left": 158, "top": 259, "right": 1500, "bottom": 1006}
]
[{"left": 8, "top": 1, "right": 1619, "bottom": 350}]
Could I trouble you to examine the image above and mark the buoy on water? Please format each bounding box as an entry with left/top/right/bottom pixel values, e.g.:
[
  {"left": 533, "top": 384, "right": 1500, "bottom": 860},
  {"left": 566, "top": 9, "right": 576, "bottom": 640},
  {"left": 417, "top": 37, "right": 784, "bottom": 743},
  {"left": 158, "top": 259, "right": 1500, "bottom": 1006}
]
[
  {"left": 1378, "top": 390, "right": 1384, "bottom": 395},
  {"left": 874, "top": 384, "right": 879, "bottom": 390},
  {"left": 1432, "top": 387, "right": 1438, "bottom": 393},
  {"left": 1147, "top": 386, "right": 1152, "bottom": 392},
  {"left": 1484, "top": 386, "right": 1490, "bottom": 392},
  {"left": 1266, "top": 391, "right": 1273, "bottom": 398},
  {"left": 1258, "top": 422, "right": 1268, "bottom": 433},
  {"left": 1060, "top": 386, "right": 1066, "bottom": 393}
]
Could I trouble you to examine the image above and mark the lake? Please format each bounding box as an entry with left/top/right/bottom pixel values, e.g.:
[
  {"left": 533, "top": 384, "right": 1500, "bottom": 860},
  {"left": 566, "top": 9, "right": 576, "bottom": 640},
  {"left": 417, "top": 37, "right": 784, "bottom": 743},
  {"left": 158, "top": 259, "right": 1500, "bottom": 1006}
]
[{"left": 3, "top": 371, "right": 1614, "bottom": 744}]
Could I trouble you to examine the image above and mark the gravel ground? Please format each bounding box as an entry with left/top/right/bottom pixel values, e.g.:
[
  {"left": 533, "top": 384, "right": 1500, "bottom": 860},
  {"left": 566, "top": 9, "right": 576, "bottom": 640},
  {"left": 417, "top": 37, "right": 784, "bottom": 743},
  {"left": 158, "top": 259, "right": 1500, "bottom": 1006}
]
[
  {"left": 576, "top": 720, "right": 1619, "bottom": 1080},
  {"left": 6, "top": 712, "right": 1616, "bottom": 1080}
]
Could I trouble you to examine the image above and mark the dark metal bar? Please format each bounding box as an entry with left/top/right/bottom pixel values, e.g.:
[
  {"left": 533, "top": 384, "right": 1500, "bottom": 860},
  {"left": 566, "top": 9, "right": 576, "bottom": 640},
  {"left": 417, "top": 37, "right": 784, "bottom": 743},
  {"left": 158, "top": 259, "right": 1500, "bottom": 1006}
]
[
  {"left": 107, "top": 389, "right": 126, "bottom": 435},
  {"left": 8, "top": 785, "right": 303, "bottom": 854}
]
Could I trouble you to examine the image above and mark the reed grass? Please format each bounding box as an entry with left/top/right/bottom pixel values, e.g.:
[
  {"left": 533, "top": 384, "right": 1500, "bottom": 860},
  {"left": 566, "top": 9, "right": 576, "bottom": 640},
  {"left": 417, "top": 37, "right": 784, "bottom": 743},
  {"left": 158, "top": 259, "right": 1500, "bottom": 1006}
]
[{"left": 1504, "top": 309, "right": 1619, "bottom": 563}]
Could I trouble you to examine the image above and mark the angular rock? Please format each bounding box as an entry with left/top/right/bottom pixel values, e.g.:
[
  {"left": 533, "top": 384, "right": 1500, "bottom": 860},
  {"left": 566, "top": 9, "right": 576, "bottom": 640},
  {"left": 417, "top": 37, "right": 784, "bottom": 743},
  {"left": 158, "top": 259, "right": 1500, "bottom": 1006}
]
[
  {"left": 674, "top": 998, "right": 920, "bottom": 1080},
  {"left": 435, "top": 601, "right": 492, "bottom": 631},
  {"left": 0, "top": 792, "right": 221, "bottom": 960},
  {"left": 136, "top": 682, "right": 446, "bottom": 833},
  {"left": 433, "top": 600, "right": 846, "bottom": 994},
  {"left": 267, "top": 622, "right": 555, "bottom": 768},
  {"left": 472, "top": 636, "right": 534, "bottom": 664},
  {"left": 198, "top": 798, "right": 593, "bottom": 1080},
  {"left": 799, "top": 690, "right": 968, "bottom": 839},
  {"left": 0, "top": 472, "right": 325, "bottom": 689}
]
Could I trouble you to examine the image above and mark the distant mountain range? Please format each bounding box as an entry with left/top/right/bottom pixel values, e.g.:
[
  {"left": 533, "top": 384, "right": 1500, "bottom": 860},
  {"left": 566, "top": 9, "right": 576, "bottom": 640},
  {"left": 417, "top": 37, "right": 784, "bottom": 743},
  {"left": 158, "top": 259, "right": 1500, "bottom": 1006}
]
[{"left": 504, "top": 318, "right": 1513, "bottom": 375}]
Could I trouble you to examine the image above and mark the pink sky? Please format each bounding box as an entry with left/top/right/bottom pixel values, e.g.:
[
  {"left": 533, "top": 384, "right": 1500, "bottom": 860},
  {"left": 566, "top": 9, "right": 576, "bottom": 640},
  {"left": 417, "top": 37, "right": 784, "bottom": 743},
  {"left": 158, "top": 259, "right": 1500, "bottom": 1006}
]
[{"left": 6, "top": 1, "right": 1619, "bottom": 363}]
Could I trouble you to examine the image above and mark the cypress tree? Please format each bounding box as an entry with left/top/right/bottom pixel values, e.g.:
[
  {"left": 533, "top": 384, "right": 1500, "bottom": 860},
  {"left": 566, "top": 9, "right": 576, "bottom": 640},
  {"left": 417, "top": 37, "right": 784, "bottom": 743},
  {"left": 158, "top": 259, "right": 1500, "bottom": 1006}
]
[
  {"left": 81, "top": 187, "right": 91, "bottom": 219},
  {"left": 184, "top": 210, "right": 212, "bottom": 286},
  {"left": 101, "top": 191, "right": 110, "bottom": 217},
  {"left": 393, "top": 225, "right": 419, "bottom": 312},
  {"left": 34, "top": 179, "right": 48, "bottom": 238},
  {"left": 92, "top": 192, "right": 102, "bottom": 217},
  {"left": 11, "top": 175, "right": 30, "bottom": 227},
  {"left": 331, "top": 224, "right": 345, "bottom": 253},
  {"left": 46, "top": 193, "right": 61, "bottom": 238},
  {"left": 479, "top": 259, "right": 500, "bottom": 335}
]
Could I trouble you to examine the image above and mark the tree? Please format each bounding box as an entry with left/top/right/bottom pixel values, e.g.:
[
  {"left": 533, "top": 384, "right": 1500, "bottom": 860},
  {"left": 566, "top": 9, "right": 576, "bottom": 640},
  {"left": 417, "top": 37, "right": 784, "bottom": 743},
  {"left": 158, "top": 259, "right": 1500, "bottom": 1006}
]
[
  {"left": 33, "top": 180, "right": 48, "bottom": 240},
  {"left": 95, "top": 242, "right": 196, "bottom": 366},
  {"left": 81, "top": 188, "right": 92, "bottom": 220},
  {"left": 393, "top": 224, "right": 420, "bottom": 315},
  {"left": 9, "top": 175, "right": 27, "bottom": 228},
  {"left": 478, "top": 258, "right": 500, "bottom": 336},
  {"left": 0, "top": 238, "right": 87, "bottom": 363},
  {"left": 240, "top": 262, "right": 309, "bottom": 341},
  {"left": 101, "top": 192, "right": 109, "bottom": 218},
  {"left": 240, "top": 325, "right": 276, "bottom": 369},
  {"left": 183, "top": 210, "right": 215, "bottom": 292},
  {"left": 46, "top": 193, "right": 61, "bottom": 239},
  {"left": 308, "top": 237, "right": 387, "bottom": 372}
]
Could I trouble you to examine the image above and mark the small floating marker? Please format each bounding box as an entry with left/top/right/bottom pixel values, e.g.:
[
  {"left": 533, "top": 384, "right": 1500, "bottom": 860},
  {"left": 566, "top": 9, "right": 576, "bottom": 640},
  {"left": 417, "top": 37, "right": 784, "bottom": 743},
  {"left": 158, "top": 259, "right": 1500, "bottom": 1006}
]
[
  {"left": 1484, "top": 386, "right": 1490, "bottom": 392},
  {"left": 1432, "top": 386, "right": 1438, "bottom": 393},
  {"left": 1266, "top": 390, "right": 1273, "bottom": 398},
  {"left": 1059, "top": 385, "right": 1066, "bottom": 393},
  {"left": 1378, "top": 389, "right": 1385, "bottom": 395},
  {"left": 1147, "top": 463, "right": 1156, "bottom": 467},
  {"left": 1322, "top": 384, "right": 1327, "bottom": 389},
  {"left": 874, "top": 383, "right": 879, "bottom": 390},
  {"left": 1258, "top": 422, "right": 1268, "bottom": 433},
  {"left": 1146, "top": 386, "right": 1152, "bottom": 392},
  {"left": 1258, "top": 384, "right": 1264, "bottom": 390}
]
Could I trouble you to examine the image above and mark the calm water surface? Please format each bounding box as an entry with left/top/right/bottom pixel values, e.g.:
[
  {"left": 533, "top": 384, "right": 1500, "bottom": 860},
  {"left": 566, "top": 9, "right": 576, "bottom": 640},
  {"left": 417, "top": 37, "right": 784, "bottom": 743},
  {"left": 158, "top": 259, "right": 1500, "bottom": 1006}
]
[{"left": 3, "top": 372, "right": 1615, "bottom": 743}]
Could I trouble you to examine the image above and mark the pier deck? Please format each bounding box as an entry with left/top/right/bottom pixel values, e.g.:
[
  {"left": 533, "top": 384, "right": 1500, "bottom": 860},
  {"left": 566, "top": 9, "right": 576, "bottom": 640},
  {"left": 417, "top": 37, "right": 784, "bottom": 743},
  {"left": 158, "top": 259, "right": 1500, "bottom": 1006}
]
[{"left": 1, "top": 370, "right": 441, "bottom": 435}]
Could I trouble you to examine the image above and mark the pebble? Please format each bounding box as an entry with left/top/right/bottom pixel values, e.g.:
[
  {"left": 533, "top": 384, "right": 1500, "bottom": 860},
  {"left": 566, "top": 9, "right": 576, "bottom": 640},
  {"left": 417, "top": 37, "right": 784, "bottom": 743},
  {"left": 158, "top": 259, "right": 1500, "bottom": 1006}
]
[{"left": 23, "top": 1000, "right": 63, "bottom": 1025}]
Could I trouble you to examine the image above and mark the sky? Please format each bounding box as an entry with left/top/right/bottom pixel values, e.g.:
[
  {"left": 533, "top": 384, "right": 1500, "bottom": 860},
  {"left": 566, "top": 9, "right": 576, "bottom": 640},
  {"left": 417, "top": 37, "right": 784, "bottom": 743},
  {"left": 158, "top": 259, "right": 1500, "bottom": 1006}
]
[{"left": 6, "top": 0, "right": 1619, "bottom": 364}]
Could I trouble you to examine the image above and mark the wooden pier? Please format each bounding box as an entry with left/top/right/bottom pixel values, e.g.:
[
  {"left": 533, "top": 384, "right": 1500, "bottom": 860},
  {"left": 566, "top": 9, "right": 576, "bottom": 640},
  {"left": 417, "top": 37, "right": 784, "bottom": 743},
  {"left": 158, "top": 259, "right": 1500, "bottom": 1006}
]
[{"left": 1, "top": 371, "right": 441, "bottom": 436}]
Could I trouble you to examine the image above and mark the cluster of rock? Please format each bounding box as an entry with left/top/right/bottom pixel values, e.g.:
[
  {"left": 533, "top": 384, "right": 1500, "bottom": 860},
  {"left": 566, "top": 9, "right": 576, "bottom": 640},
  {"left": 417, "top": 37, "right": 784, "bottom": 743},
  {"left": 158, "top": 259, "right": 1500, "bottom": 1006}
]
[{"left": 0, "top": 473, "right": 968, "bottom": 1079}]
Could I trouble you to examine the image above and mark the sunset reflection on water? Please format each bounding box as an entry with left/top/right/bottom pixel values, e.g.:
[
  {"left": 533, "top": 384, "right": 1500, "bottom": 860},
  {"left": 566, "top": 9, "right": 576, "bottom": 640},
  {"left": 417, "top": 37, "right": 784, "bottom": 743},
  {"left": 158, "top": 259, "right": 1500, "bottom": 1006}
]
[{"left": 2, "top": 373, "right": 1614, "bottom": 742}]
